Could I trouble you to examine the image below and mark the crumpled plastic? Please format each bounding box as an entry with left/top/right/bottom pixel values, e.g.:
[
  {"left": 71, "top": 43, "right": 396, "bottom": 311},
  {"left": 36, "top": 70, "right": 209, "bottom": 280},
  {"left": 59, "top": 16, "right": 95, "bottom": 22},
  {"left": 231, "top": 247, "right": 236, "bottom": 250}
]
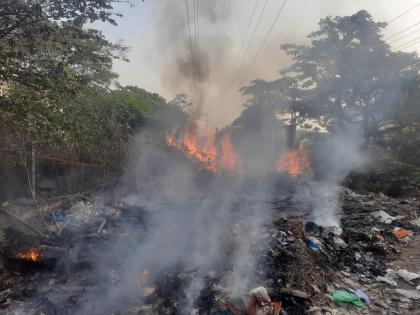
[
  {"left": 331, "top": 290, "right": 365, "bottom": 308},
  {"left": 397, "top": 269, "right": 420, "bottom": 284}
]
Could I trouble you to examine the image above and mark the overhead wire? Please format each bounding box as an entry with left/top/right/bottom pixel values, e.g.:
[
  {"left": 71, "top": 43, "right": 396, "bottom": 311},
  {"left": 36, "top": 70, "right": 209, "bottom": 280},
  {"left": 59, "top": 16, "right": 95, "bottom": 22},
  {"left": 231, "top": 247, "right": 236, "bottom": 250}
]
[
  {"left": 223, "top": 0, "right": 270, "bottom": 102},
  {"left": 386, "top": 20, "right": 420, "bottom": 40},
  {"left": 240, "top": 0, "right": 288, "bottom": 84},
  {"left": 223, "top": 0, "right": 260, "bottom": 92},
  {"left": 192, "top": 0, "right": 200, "bottom": 106},
  {"left": 196, "top": 0, "right": 200, "bottom": 63},
  {"left": 386, "top": 2, "right": 420, "bottom": 24},
  {"left": 185, "top": 0, "right": 199, "bottom": 106},
  {"left": 388, "top": 25, "right": 420, "bottom": 44},
  {"left": 396, "top": 33, "right": 420, "bottom": 49},
  {"left": 236, "top": 0, "right": 270, "bottom": 74},
  {"left": 230, "top": 0, "right": 288, "bottom": 103},
  {"left": 398, "top": 37, "right": 420, "bottom": 50}
]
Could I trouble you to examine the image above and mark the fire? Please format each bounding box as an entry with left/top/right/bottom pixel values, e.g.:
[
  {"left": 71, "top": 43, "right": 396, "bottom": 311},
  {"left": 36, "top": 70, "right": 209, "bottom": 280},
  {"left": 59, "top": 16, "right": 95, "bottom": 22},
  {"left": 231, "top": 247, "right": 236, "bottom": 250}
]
[
  {"left": 138, "top": 267, "right": 149, "bottom": 285},
  {"left": 219, "top": 131, "right": 239, "bottom": 171},
  {"left": 166, "top": 121, "right": 218, "bottom": 172},
  {"left": 276, "top": 142, "right": 311, "bottom": 176},
  {"left": 167, "top": 135, "right": 175, "bottom": 146},
  {"left": 166, "top": 121, "right": 241, "bottom": 172},
  {"left": 16, "top": 248, "right": 41, "bottom": 262}
]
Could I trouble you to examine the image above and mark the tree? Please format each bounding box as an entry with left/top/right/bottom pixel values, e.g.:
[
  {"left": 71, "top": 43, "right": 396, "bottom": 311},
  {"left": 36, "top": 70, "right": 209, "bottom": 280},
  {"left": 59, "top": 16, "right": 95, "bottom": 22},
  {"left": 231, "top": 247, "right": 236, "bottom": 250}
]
[
  {"left": 240, "top": 77, "right": 308, "bottom": 146},
  {"left": 0, "top": 0, "right": 131, "bottom": 145},
  {"left": 0, "top": 0, "right": 136, "bottom": 197},
  {"left": 278, "top": 10, "right": 419, "bottom": 145}
]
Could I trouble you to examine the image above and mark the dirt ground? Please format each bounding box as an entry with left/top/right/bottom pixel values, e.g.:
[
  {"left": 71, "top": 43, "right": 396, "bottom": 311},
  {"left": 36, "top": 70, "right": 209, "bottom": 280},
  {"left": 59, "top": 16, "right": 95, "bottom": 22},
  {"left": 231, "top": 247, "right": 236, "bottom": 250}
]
[{"left": 385, "top": 235, "right": 420, "bottom": 315}]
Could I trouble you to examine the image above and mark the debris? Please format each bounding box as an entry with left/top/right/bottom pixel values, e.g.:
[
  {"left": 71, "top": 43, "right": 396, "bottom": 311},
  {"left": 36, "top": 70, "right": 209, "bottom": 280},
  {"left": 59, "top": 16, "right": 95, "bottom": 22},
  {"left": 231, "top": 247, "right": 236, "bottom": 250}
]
[
  {"left": 395, "top": 288, "right": 420, "bottom": 300},
  {"left": 331, "top": 290, "right": 365, "bottom": 308},
  {"left": 96, "top": 218, "right": 107, "bottom": 234},
  {"left": 332, "top": 237, "right": 347, "bottom": 249},
  {"left": 376, "top": 276, "right": 397, "bottom": 287},
  {"left": 372, "top": 210, "right": 400, "bottom": 224},
  {"left": 411, "top": 217, "right": 420, "bottom": 228},
  {"left": 397, "top": 269, "right": 420, "bottom": 285},
  {"left": 249, "top": 287, "right": 271, "bottom": 304},
  {"left": 279, "top": 289, "right": 310, "bottom": 299},
  {"left": 306, "top": 237, "right": 321, "bottom": 250},
  {"left": 353, "top": 288, "right": 370, "bottom": 304},
  {"left": 392, "top": 228, "right": 409, "bottom": 239},
  {"left": 214, "top": 287, "right": 278, "bottom": 315}
]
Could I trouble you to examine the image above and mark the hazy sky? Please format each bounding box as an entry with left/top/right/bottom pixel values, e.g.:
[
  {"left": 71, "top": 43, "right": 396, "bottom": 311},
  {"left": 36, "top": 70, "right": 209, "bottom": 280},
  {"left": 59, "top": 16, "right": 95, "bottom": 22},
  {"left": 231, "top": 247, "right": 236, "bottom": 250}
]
[{"left": 97, "top": 0, "right": 420, "bottom": 126}]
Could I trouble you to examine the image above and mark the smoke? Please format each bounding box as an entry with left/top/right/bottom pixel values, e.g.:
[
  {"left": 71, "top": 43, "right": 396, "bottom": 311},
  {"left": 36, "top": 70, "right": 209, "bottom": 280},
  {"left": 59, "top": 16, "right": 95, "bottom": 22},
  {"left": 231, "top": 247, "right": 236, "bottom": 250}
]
[
  {"left": 303, "top": 126, "right": 367, "bottom": 226},
  {"left": 153, "top": 0, "right": 295, "bottom": 126}
]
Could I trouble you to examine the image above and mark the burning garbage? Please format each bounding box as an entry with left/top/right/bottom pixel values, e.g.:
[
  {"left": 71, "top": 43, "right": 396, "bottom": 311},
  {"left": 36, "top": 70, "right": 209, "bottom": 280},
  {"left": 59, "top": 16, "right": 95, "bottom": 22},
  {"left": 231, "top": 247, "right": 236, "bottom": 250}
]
[
  {"left": 15, "top": 248, "right": 41, "bottom": 262},
  {"left": 212, "top": 287, "right": 281, "bottom": 315}
]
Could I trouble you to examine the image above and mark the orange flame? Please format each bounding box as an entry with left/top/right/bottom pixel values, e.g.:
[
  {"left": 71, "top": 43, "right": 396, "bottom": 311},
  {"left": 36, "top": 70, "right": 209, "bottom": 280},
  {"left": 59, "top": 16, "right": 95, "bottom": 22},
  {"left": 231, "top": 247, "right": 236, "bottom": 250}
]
[
  {"left": 219, "top": 132, "right": 239, "bottom": 171},
  {"left": 167, "top": 121, "right": 218, "bottom": 171},
  {"left": 166, "top": 122, "right": 242, "bottom": 172},
  {"left": 138, "top": 267, "right": 149, "bottom": 285},
  {"left": 16, "top": 248, "right": 41, "bottom": 262},
  {"left": 276, "top": 142, "right": 311, "bottom": 176}
]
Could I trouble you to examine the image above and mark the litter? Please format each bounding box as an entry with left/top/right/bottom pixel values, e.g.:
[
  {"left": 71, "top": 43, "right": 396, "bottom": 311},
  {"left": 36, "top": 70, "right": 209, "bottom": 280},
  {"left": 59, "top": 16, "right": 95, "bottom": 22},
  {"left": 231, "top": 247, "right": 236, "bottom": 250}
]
[
  {"left": 331, "top": 290, "right": 365, "bottom": 308},
  {"left": 392, "top": 228, "right": 409, "bottom": 239},
  {"left": 372, "top": 211, "right": 400, "bottom": 224},
  {"left": 397, "top": 269, "right": 420, "bottom": 285},
  {"left": 354, "top": 288, "right": 370, "bottom": 304},
  {"left": 395, "top": 289, "right": 420, "bottom": 300},
  {"left": 306, "top": 237, "right": 321, "bottom": 250},
  {"left": 332, "top": 237, "right": 347, "bottom": 249},
  {"left": 376, "top": 276, "right": 397, "bottom": 286},
  {"left": 213, "top": 287, "right": 280, "bottom": 315},
  {"left": 411, "top": 217, "right": 420, "bottom": 228}
]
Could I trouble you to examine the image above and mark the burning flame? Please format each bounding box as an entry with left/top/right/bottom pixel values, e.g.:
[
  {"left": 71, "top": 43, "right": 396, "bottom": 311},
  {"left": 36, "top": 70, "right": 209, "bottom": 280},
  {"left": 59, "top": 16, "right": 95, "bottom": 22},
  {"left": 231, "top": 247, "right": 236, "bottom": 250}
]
[
  {"left": 138, "top": 267, "right": 149, "bottom": 285},
  {"left": 167, "top": 121, "right": 239, "bottom": 172},
  {"left": 167, "top": 121, "right": 217, "bottom": 171},
  {"left": 219, "top": 131, "right": 239, "bottom": 171},
  {"left": 16, "top": 248, "right": 41, "bottom": 262},
  {"left": 276, "top": 142, "right": 311, "bottom": 176}
]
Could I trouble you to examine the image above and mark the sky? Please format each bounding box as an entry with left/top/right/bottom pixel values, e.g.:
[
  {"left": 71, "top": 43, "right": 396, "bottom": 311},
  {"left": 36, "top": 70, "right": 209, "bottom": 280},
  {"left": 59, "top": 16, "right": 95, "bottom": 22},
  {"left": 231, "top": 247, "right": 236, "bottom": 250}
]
[{"left": 97, "top": 0, "right": 420, "bottom": 127}]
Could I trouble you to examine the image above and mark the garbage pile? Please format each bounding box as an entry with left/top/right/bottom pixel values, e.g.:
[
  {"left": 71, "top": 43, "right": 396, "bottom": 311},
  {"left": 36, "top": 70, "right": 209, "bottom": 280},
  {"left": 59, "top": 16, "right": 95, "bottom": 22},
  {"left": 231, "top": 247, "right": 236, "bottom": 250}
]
[{"left": 0, "top": 189, "right": 419, "bottom": 315}]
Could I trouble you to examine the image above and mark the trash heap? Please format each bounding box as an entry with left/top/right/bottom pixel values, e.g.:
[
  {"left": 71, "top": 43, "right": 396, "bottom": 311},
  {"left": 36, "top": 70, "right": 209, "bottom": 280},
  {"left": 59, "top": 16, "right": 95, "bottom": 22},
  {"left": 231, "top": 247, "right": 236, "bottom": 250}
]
[{"left": 0, "top": 189, "right": 419, "bottom": 315}]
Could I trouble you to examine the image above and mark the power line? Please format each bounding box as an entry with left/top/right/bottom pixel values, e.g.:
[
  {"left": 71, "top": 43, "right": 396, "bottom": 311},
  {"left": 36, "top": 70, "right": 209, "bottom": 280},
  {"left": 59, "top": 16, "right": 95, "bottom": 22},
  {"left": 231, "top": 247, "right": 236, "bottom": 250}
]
[
  {"left": 386, "top": 20, "right": 420, "bottom": 40},
  {"left": 238, "top": 0, "right": 270, "bottom": 72},
  {"left": 192, "top": 0, "right": 199, "bottom": 63},
  {"left": 185, "top": 0, "right": 199, "bottom": 106},
  {"left": 388, "top": 25, "right": 420, "bottom": 44},
  {"left": 387, "top": 2, "right": 420, "bottom": 24},
  {"left": 400, "top": 38, "right": 420, "bottom": 50},
  {"left": 196, "top": 0, "right": 200, "bottom": 63},
  {"left": 235, "top": 0, "right": 288, "bottom": 96},
  {"left": 244, "top": 0, "right": 288, "bottom": 76},
  {"left": 224, "top": 0, "right": 269, "bottom": 101},
  {"left": 224, "top": 0, "right": 260, "bottom": 95},
  {"left": 396, "top": 33, "right": 420, "bottom": 49}
]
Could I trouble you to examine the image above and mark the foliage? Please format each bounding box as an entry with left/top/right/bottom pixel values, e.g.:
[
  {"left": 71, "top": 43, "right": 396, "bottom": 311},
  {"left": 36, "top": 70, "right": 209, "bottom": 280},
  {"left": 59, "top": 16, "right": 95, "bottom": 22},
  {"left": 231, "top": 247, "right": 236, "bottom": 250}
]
[
  {"left": 0, "top": 0, "right": 131, "bottom": 146},
  {"left": 242, "top": 10, "right": 420, "bottom": 146},
  {"left": 376, "top": 75, "right": 420, "bottom": 166}
]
